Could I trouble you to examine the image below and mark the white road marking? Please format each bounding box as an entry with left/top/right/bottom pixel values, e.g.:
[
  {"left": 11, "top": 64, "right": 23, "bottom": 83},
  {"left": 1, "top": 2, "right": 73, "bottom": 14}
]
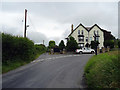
[
  {"left": 73, "top": 55, "right": 77, "bottom": 56},
  {"left": 48, "top": 58, "right": 52, "bottom": 60},
  {"left": 31, "top": 54, "right": 82, "bottom": 63}
]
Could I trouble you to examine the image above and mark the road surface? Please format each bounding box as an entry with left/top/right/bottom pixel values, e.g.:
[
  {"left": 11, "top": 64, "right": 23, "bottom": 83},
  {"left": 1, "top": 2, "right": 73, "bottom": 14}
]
[{"left": 2, "top": 53, "right": 93, "bottom": 88}]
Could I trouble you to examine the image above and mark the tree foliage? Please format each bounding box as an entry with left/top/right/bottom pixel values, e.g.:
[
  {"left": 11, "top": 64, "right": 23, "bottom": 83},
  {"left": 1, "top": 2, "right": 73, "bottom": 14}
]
[
  {"left": 48, "top": 40, "right": 56, "bottom": 49},
  {"left": 59, "top": 40, "right": 65, "bottom": 50},
  {"left": 90, "top": 41, "right": 99, "bottom": 49},
  {"left": 34, "top": 44, "right": 46, "bottom": 54},
  {"left": 104, "top": 40, "right": 114, "bottom": 49},
  {"left": 85, "top": 43, "right": 90, "bottom": 48},
  {"left": 66, "top": 36, "right": 78, "bottom": 52}
]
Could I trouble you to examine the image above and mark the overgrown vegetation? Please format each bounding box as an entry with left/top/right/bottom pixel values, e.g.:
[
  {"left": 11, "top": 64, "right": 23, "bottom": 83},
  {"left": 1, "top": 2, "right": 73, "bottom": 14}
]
[
  {"left": 84, "top": 50, "right": 120, "bottom": 88},
  {"left": 2, "top": 33, "right": 46, "bottom": 73}
]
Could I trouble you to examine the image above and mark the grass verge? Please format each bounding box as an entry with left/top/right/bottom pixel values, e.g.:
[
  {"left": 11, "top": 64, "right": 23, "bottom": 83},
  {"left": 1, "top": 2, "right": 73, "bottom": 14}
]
[
  {"left": 84, "top": 50, "right": 120, "bottom": 88},
  {"left": 2, "top": 51, "right": 45, "bottom": 74}
]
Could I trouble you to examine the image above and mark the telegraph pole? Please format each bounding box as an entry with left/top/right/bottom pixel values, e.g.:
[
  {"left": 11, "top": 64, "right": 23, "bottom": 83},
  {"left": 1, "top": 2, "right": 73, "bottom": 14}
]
[{"left": 24, "top": 9, "right": 27, "bottom": 38}]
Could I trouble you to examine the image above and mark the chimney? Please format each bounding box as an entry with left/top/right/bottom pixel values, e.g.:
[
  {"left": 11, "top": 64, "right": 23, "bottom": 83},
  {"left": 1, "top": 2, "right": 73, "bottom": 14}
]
[{"left": 71, "top": 24, "right": 73, "bottom": 33}]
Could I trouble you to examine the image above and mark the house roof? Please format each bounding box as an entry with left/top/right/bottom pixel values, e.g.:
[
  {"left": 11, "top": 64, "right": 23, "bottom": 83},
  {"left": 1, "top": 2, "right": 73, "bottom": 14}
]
[{"left": 67, "top": 23, "right": 111, "bottom": 37}]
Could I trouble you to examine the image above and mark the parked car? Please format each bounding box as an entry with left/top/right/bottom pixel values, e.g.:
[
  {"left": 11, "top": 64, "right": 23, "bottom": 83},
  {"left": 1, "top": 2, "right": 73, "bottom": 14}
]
[{"left": 76, "top": 48, "right": 95, "bottom": 54}]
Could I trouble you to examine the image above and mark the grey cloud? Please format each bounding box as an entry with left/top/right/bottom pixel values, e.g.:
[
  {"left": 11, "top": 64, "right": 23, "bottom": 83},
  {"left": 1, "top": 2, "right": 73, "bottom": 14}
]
[
  {"left": 47, "top": 36, "right": 62, "bottom": 46},
  {"left": 2, "top": 2, "right": 118, "bottom": 46},
  {"left": 2, "top": 25, "right": 23, "bottom": 36},
  {"left": 27, "top": 31, "right": 48, "bottom": 45}
]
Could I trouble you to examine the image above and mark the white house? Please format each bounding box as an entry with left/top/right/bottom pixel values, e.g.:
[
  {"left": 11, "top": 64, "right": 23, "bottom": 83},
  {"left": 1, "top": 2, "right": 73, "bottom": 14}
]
[{"left": 66, "top": 23, "right": 112, "bottom": 49}]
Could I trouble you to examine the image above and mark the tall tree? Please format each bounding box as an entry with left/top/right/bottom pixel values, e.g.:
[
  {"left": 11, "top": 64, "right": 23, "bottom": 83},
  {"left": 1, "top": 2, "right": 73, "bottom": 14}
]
[
  {"left": 48, "top": 40, "right": 56, "bottom": 49},
  {"left": 66, "top": 36, "right": 78, "bottom": 52},
  {"left": 59, "top": 40, "right": 65, "bottom": 50}
]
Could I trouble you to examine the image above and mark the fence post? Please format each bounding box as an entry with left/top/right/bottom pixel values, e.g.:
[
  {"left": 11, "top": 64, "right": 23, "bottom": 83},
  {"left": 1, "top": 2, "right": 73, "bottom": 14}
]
[
  {"left": 50, "top": 49, "right": 54, "bottom": 54},
  {"left": 63, "top": 49, "right": 66, "bottom": 54},
  {"left": 97, "top": 47, "right": 100, "bottom": 54},
  {"left": 102, "top": 47, "right": 105, "bottom": 53},
  {"left": 107, "top": 46, "right": 110, "bottom": 52}
]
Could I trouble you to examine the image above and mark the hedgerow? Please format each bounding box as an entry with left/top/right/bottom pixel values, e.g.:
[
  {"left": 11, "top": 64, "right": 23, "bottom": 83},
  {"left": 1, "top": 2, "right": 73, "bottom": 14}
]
[{"left": 2, "top": 33, "right": 46, "bottom": 73}]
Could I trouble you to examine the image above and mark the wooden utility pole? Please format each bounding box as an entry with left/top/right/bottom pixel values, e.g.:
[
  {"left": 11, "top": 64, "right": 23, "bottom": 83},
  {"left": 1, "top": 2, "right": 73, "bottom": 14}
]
[{"left": 24, "top": 9, "right": 27, "bottom": 38}]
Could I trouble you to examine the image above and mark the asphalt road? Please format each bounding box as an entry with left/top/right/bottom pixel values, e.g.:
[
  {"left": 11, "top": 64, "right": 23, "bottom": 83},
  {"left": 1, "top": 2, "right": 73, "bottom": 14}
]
[{"left": 2, "top": 53, "right": 93, "bottom": 88}]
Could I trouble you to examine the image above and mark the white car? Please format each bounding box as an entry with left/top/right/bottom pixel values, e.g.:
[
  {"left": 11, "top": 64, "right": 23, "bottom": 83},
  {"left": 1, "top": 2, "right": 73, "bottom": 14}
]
[{"left": 76, "top": 48, "right": 95, "bottom": 54}]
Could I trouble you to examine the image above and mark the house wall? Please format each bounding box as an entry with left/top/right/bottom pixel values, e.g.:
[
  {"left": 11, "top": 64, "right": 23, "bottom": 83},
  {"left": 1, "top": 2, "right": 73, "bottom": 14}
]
[
  {"left": 70, "top": 25, "right": 88, "bottom": 47},
  {"left": 89, "top": 26, "right": 104, "bottom": 49},
  {"left": 69, "top": 24, "right": 104, "bottom": 49}
]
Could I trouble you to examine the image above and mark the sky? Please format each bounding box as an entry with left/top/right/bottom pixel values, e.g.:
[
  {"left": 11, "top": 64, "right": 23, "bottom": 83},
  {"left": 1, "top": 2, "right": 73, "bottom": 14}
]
[{"left": 0, "top": 0, "right": 118, "bottom": 46}]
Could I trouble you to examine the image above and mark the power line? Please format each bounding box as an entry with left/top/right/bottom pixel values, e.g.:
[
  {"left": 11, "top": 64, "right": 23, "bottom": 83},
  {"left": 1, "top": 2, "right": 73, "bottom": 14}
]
[
  {"left": 27, "top": 13, "right": 45, "bottom": 45},
  {"left": 28, "top": 13, "right": 37, "bottom": 32}
]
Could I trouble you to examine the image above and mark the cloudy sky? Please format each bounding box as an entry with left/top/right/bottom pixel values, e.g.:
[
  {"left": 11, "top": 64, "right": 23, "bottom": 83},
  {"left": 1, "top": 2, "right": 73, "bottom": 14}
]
[{"left": 1, "top": 0, "right": 118, "bottom": 46}]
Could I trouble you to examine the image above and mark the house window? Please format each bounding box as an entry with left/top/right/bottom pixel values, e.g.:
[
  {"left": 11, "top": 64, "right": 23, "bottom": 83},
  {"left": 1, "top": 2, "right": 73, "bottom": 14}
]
[
  {"left": 90, "top": 37, "right": 92, "bottom": 41},
  {"left": 86, "top": 37, "right": 88, "bottom": 42},
  {"left": 97, "top": 30, "right": 99, "bottom": 35},
  {"left": 81, "top": 30, "right": 84, "bottom": 35},
  {"left": 81, "top": 44, "right": 84, "bottom": 47},
  {"left": 78, "top": 30, "right": 80, "bottom": 35},
  {"left": 78, "top": 37, "right": 84, "bottom": 42},
  {"left": 79, "top": 44, "right": 84, "bottom": 48},
  {"left": 96, "top": 37, "right": 99, "bottom": 41}
]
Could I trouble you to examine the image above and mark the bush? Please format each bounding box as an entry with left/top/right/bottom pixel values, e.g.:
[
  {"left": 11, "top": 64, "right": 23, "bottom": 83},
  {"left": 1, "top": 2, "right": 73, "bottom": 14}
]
[
  {"left": 84, "top": 51, "right": 120, "bottom": 88},
  {"left": 53, "top": 45, "right": 60, "bottom": 52},
  {"left": 59, "top": 40, "right": 65, "bottom": 51},
  {"left": 66, "top": 36, "right": 78, "bottom": 52},
  {"left": 104, "top": 40, "right": 114, "bottom": 49},
  {"left": 34, "top": 44, "right": 46, "bottom": 55},
  {"left": 2, "top": 33, "right": 35, "bottom": 63},
  {"left": 2, "top": 33, "right": 46, "bottom": 73}
]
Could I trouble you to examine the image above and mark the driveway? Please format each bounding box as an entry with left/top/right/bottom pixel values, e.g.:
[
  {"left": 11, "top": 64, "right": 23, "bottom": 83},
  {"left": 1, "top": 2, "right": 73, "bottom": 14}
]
[{"left": 2, "top": 53, "right": 93, "bottom": 88}]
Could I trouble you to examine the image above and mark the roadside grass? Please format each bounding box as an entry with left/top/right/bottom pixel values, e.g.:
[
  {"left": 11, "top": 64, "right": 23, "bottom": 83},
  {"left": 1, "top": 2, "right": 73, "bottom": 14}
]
[
  {"left": 84, "top": 50, "right": 120, "bottom": 88},
  {"left": 2, "top": 52, "right": 46, "bottom": 74},
  {"left": 2, "top": 59, "right": 28, "bottom": 73},
  {"left": 2, "top": 51, "right": 45, "bottom": 74}
]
